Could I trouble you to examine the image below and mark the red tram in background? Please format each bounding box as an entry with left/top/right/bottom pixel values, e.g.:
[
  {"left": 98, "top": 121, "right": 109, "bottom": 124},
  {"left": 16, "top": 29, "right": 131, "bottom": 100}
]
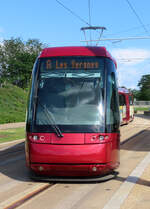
[
  {"left": 118, "top": 87, "right": 134, "bottom": 125},
  {"left": 25, "top": 46, "right": 120, "bottom": 180}
]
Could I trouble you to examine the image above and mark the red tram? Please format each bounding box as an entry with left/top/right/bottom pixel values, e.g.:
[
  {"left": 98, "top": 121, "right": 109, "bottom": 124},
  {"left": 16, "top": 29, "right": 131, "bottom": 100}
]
[
  {"left": 118, "top": 87, "right": 134, "bottom": 125},
  {"left": 25, "top": 46, "right": 120, "bottom": 179}
]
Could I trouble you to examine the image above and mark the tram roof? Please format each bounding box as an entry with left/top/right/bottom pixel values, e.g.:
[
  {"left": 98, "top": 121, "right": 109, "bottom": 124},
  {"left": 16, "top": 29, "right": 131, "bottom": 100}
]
[
  {"left": 118, "top": 87, "right": 130, "bottom": 94},
  {"left": 39, "top": 46, "right": 117, "bottom": 68}
]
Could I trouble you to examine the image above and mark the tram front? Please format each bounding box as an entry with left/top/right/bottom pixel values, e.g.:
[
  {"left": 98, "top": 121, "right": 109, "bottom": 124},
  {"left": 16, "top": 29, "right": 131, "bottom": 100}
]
[{"left": 25, "top": 47, "right": 120, "bottom": 177}]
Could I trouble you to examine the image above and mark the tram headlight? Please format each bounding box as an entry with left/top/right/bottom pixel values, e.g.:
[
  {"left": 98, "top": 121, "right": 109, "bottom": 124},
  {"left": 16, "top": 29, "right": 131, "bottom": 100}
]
[
  {"left": 85, "top": 134, "right": 110, "bottom": 144},
  {"left": 99, "top": 135, "right": 105, "bottom": 141},
  {"left": 33, "top": 135, "right": 39, "bottom": 141},
  {"left": 27, "top": 133, "right": 51, "bottom": 143}
]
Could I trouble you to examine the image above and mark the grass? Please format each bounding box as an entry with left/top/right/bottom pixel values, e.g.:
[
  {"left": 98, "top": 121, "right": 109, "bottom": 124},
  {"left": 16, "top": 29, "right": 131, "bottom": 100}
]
[
  {"left": 0, "top": 127, "right": 25, "bottom": 143},
  {"left": 134, "top": 107, "right": 150, "bottom": 112},
  {"left": 0, "top": 83, "right": 28, "bottom": 124}
]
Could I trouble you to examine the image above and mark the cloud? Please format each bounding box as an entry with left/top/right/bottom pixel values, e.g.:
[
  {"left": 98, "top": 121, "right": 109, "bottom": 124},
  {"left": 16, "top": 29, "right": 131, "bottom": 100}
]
[
  {"left": 117, "top": 66, "right": 140, "bottom": 89},
  {"left": 110, "top": 48, "right": 150, "bottom": 89},
  {"left": 111, "top": 48, "right": 150, "bottom": 66}
]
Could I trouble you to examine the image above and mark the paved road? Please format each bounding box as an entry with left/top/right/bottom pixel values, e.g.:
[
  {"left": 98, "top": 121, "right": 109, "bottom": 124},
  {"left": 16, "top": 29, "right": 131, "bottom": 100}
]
[
  {"left": 0, "top": 122, "right": 25, "bottom": 130},
  {"left": 0, "top": 114, "right": 150, "bottom": 209}
]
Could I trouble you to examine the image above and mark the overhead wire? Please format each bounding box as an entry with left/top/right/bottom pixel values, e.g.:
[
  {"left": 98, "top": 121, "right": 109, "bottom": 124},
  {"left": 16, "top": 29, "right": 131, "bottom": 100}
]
[
  {"left": 105, "top": 23, "right": 150, "bottom": 37},
  {"left": 56, "top": 0, "right": 90, "bottom": 26},
  {"left": 118, "top": 57, "right": 150, "bottom": 61},
  {"left": 88, "top": 0, "right": 92, "bottom": 42},
  {"left": 88, "top": 0, "right": 91, "bottom": 26},
  {"left": 125, "top": 0, "right": 150, "bottom": 35},
  {"left": 56, "top": 0, "right": 105, "bottom": 46},
  {"left": 56, "top": 0, "right": 150, "bottom": 47},
  {"left": 55, "top": 0, "right": 149, "bottom": 86},
  {"left": 110, "top": 1, "right": 150, "bottom": 66}
]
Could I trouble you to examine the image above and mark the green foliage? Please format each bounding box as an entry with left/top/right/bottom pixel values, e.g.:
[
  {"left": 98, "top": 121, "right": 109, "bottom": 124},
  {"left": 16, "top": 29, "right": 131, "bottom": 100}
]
[
  {"left": 130, "top": 89, "right": 141, "bottom": 101},
  {"left": 0, "top": 83, "right": 27, "bottom": 124},
  {"left": 138, "top": 74, "right": 150, "bottom": 101},
  {"left": 0, "top": 37, "right": 46, "bottom": 89},
  {"left": 129, "top": 75, "right": 150, "bottom": 101}
]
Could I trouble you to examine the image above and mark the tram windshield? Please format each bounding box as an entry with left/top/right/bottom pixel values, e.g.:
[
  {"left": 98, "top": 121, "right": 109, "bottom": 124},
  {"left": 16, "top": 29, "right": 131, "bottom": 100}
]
[
  {"left": 27, "top": 56, "right": 120, "bottom": 133},
  {"left": 35, "top": 57, "right": 105, "bottom": 132}
]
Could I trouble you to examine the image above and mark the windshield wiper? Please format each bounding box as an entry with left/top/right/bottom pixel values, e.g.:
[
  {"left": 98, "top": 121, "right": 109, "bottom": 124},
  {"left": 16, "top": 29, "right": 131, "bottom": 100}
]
[{"left": 38, "top": 99, "right": 63, "bottom": 138}]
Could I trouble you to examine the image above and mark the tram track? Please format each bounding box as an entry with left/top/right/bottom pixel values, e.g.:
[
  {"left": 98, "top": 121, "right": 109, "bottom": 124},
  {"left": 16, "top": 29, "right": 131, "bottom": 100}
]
[
  {"left": 1, "top": 126, "right": 149, "bottom": 209},
  {"left": 1, "top": 183, "right": 53, "bottom": 209}
]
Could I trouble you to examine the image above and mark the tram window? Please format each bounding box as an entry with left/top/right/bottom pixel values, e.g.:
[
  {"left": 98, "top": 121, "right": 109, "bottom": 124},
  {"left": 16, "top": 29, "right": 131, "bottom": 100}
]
[
  {"left": 129, "top": 95, "right": 133, "bottom": 105},
  {"left": 106, "top": 70, "right": 120, "bottom": 131},
  {"left": 111, "top": 73, "right": 120, "bottom": 122},
  {"left": 119, "top": 95, "right": 123, "bottom": 106},
  {"left": 119, "top": 94, "right": 126, "bottom": 106},
  {"left": 36, "top": 72, "right": 104, "bottom": 126}
]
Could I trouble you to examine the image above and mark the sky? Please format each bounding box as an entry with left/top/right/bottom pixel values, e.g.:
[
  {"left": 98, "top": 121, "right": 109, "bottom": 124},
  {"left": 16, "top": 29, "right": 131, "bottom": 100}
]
[{"left": 0, "top": 0, "right": 150, "bottom": 89}]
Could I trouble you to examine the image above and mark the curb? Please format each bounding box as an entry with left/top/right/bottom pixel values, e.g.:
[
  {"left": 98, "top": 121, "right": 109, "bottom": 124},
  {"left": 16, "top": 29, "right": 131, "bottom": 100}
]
[{"left": 0, "top": 138, "right": 25, "bottom": 147}]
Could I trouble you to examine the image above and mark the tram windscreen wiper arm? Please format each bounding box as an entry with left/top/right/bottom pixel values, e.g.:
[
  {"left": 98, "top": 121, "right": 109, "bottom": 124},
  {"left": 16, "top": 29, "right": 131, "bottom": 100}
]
[{"left": 38, "top": 100, "right": 63, "bottom": 138}]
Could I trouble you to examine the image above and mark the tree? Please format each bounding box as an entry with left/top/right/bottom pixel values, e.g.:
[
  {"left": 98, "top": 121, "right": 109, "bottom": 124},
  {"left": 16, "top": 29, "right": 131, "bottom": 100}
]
[
  {"left": 0, "top": 37, "right": 45, "bottom": 88},
  {"left": 129, "top": 89, "right": 140, "bottom": 101},
  {"left": 138, "top": 74, "right": 150, "bottom": 101}
]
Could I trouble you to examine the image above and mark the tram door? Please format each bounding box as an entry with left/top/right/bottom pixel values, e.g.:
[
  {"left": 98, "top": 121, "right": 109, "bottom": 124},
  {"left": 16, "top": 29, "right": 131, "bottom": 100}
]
[
  {"left": 129, "top": 95, "right": 134, "bottom": 120},
  {"left": 119, "top": 94, "right": 127, "bottom": 124}
]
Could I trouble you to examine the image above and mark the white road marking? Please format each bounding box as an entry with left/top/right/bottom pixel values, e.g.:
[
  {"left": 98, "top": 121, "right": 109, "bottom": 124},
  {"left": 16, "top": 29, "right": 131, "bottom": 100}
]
[{"left": 102, "top": 152, "right": 150, "bottom": 209}]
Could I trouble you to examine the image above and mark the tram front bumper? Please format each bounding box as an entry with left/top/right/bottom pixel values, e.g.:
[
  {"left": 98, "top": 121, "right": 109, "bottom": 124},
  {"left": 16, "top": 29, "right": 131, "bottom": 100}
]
[{"left": 28, "top": 143, "right": 119, "bottom": 177}]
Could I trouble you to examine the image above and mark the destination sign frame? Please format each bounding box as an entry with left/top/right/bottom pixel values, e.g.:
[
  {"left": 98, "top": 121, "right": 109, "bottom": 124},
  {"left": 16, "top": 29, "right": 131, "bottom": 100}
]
[{"left": 39, "top": 57, "right": 104, "bottom": 71}]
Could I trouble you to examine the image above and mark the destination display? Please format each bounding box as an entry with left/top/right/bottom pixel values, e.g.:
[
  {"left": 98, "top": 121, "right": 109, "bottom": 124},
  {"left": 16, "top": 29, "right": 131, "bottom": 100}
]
[{"left": 45, "top": 58, "right": 99, "bottom": 70}]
